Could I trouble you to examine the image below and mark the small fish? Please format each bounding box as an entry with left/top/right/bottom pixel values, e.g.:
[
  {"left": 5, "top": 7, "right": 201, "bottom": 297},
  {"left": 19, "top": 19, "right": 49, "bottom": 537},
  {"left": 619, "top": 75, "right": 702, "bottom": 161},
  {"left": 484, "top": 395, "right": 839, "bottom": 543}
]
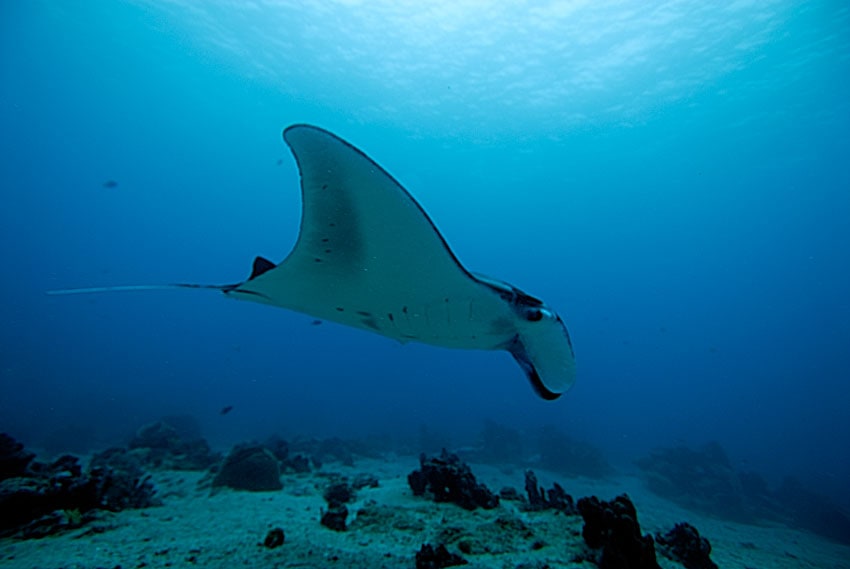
[
  {"left": 220, "top": 405, "right": 233, "bottom": 415},
  {"left": 102, "top": 180, "right": 118, "bottom": 188}
]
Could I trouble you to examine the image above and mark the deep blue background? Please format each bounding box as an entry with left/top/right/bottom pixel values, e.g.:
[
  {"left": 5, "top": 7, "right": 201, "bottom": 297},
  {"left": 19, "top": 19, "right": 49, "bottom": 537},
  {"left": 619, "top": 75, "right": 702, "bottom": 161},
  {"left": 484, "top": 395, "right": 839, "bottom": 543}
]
[{"left": 2, "top": 1, "right": 848, "bottom": 505}]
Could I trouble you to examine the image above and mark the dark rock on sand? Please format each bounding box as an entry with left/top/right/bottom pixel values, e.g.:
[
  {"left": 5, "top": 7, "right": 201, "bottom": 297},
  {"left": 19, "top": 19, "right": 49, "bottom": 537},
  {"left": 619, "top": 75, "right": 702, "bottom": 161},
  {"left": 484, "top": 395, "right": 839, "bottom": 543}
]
[
  {"left": 323, "top": 480, "right": 354, "bottom": 504},
  {"left": 321, "top": 502, "right": 348, "bottom": 531},
  {"left": 212, "top": 444, "right": 282, "bottom": 491},
  {"left": 577, "top": 494, "right": 660, "bottom": 569},
  {"left": 262, "top": 527, "right": 285, "bottom": 548},
  {"left": 655, "top": 522, "right": 718, "bottom": 569},
  {"left": 415, "top": 543, "right": 468, "bottom": 568},
  {"left": 523, "top": 469, "right": 576, "bottom": 514},
  {"left": 320, "top": 478, "right": 360, "bottom": 531},
  {"left": 408, "top": 449, "right": 499, "bottom": 511}
]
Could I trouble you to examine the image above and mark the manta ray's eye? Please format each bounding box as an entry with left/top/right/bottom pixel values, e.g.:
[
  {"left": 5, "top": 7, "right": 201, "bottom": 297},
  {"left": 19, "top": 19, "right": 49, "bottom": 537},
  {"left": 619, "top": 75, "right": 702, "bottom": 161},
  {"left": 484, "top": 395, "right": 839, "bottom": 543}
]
[{"left": 526, "top": 309, "right": 544, "bottom": 322}]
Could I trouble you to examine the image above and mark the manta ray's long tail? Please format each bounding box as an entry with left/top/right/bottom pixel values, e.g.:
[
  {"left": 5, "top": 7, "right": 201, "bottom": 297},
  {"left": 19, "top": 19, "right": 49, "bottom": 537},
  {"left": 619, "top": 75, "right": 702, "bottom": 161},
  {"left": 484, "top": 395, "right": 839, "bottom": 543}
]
[{"left": 46, "top": 283, "right": 232, "bottom": 295}]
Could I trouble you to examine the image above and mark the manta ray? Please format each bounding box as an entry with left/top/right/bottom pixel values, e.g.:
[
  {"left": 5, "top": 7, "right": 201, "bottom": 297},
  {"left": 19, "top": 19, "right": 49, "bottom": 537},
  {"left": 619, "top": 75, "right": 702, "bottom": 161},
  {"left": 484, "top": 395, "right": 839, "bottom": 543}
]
[{"left": 50, "top": 125, "right": 576, "bottom": 400}]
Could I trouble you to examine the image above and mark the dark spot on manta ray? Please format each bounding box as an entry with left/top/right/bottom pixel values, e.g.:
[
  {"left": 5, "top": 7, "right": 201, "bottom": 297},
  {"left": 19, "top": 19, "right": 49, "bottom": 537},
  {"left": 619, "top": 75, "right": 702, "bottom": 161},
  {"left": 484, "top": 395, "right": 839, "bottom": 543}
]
[
  {"left": 388, "top": 313, "right": 394, "bottom": 322},
  {"left": 276, "top": 158, "right": 284, "bottom": 166},
  {"left": 324, "top": 249, "right": 332, "bottom": 254},
  {"left": 336, "top": 307, "right": 345, "bottom": 312},
  {"left": 356, "top": 310, "right": 371, "bottom": 317},
  {"left": 402, "top": 306, "right": 409, "bottom": 314},
  {"left": 220, "top": 405, "right": 233, "bottom": 415},
  {"left": 311, "top": 320, "right": 322, "bottom": 326},
  {"left": 329, "top": 223, "right": 336, "bottom": 227},
  {"left": 314, "top": 258, "right": 322, "bottom": 262},
  {"left": 361, "top": 317, "right": 380, "bottom": 331},
  {"left": 102, "top": 180, "right": 118, "bottom": 188},
  {"left": 321, "top": 238, "right": 329, "bottom": 243},
  {"left": 322, "top": 184, "right": 328, "bottom": 190}
]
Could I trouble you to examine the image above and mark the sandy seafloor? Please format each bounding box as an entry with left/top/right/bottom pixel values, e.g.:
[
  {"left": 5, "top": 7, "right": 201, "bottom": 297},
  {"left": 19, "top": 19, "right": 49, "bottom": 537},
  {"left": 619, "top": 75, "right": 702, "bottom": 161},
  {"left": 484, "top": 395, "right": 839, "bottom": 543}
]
[{"left": 2, "top": 455, "right": 848, "bottom": 569}]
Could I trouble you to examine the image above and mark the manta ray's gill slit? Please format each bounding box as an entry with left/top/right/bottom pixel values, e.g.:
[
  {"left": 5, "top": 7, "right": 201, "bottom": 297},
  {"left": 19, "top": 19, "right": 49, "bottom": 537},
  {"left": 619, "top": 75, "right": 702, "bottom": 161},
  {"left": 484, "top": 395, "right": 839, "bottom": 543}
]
[
  {"left": 386, "top": 314, "right": 399, "bottom": 332},
  {"left": 356, "top": 310, "right": 372, "bottom": 317}
]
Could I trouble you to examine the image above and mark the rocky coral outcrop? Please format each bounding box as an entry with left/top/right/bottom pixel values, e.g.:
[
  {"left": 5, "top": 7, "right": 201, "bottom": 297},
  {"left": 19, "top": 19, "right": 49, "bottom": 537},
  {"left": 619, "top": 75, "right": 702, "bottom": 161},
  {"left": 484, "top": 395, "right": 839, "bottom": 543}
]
[
  {"left": 522, "top": 469, "right": 576, "bottom": 514},
  {"left": 655, "top": 522, "right": 718, "bottom": 569},
  {"left": 0, "top": 433, "right": 159, "bottom": 539},
  {"left": 129, "top": 420, "right": 219, "bottom": 471},
  {"left": 576, "top": 494, "right": 659, "bottom": 569},
  {"left": 407, "top": 450, "right": 499, "bottom": 511},
  {"left": 212, "top": 444, "right": 282, "bottom": 491}
]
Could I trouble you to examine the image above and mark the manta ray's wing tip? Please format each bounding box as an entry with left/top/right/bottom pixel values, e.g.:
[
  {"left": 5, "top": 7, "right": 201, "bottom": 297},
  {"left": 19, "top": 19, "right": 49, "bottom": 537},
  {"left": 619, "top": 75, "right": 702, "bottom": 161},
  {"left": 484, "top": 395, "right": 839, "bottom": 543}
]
[{"left": 283, "top": 123, "right": 327, "bottom": 142}]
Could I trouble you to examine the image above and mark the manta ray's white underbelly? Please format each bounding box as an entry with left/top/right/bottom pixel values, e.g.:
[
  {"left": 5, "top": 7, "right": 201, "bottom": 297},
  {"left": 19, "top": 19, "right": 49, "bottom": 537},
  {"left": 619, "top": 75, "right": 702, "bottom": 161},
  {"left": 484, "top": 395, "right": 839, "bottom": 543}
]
[
  {"left": 237, "top": 281, "right": 517, "bottom": 351},
  {"left": 230, "top": 260, "right": 520, "bottom": 351},
  {"left": 313, "top": 294, "right": 516, "bottom": 350},
  {"left": 370, "top": 296, "right": 516, "bottom": 350}
]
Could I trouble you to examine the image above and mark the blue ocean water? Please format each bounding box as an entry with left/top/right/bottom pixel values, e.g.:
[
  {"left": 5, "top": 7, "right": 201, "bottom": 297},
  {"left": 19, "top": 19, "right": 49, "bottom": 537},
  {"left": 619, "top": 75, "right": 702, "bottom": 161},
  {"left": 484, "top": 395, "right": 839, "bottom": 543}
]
[{"left": 1, "top": 0, "right": 848, "bottom": 515}]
